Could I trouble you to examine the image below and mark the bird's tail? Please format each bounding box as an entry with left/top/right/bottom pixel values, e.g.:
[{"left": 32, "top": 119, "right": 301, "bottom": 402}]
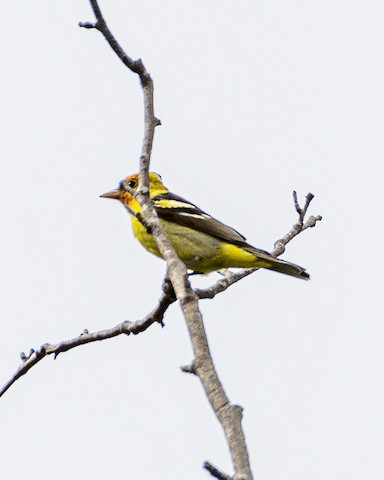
[{"left": 249, "top": 248, "right": 310, "bottom": 280}]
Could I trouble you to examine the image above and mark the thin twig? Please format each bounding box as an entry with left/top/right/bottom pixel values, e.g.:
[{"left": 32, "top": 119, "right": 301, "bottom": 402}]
[
  {"left": 204, "top": 461, "right": 232, "bottom": 480},
  {"left": 180, "top": 361, "right": 197, "bottom": 375},
  {"left": 80, "top": 0, "right": 160, "bottom": 195},
  {"left": 196, "top": 192, "right": 322, "bottom": 299},
  {"left": 0, "top": 292, "right": 172, "bottom": 398},
  {"left": 273, "top": 192, "right": 321, "bottom": 257}
]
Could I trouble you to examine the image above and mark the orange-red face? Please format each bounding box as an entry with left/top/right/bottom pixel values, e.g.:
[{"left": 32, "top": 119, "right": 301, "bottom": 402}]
[
  {"left": 100, "top": 172, "right": 166, "bottom": 205},
  {"left": 100, "top": 173, "right": 140, "bottom": 206}
]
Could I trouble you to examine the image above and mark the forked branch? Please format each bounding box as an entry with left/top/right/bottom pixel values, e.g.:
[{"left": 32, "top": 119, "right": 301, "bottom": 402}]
[
  {"left": 0, "top": 190, "right": 320, "bottom": 402},
  {"left": 80, "top": 2, "right": 253, "bottom": 478},
  {"left": 0, "top": 3, "right": 322, "bottom": 480},
  {"left": 0, "top": 290, "right": 172, "bottom": 398}
]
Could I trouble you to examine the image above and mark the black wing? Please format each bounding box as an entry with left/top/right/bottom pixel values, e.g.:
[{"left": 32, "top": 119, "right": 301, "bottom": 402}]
[{"left": 153, "top": 192, "right": 250, "bottom": 246}]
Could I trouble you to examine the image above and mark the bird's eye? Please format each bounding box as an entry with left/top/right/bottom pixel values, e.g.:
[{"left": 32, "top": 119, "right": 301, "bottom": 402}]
[
  {"left": 120, "top": 180, "right": 137, "bottom": 190},
  {"left": 119, "top": 179, "right": 137, "bottom": 191}
]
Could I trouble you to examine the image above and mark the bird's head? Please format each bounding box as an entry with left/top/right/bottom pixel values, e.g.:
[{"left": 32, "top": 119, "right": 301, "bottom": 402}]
[{"left": 100, "top": 172, "right": 167, "bottom": 205}]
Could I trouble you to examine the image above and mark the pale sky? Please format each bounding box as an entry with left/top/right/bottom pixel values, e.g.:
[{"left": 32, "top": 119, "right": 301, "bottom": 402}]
[{"left": 1, "top": 1, "right": 384, "bottom": 479}]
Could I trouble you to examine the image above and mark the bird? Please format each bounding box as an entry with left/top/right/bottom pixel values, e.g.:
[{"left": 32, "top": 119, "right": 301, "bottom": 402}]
[{"left": 101, "top": 172, "right": 309, "bottom": 280}]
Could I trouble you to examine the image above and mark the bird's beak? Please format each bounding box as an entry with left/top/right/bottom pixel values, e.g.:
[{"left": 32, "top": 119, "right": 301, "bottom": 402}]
[{"left": 100, "top": 189, "right": 121, "bottom": 200}]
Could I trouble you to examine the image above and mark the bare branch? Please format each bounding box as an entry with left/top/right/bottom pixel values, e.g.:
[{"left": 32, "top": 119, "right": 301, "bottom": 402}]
[
  {"left": 180, "top": 361, "right": 197, "bottom": 375},
  {"left": 2, "top": 191, "right": 320, "bottom": 400},
  {"left": 79, "top": 2, "right": 156, "bottom": 89},
  {"left": 273, "top": 191, "right": 321, "bottom": 257},
  {"left": 303, "top": 214, "right": 323, "bottom": 230},
  {"left": 204, "top": 461, "right": 232, "bottom": 480},
  {"left": 196, "top": 192, "right": 322, "bottom": 299},
  {"left": 81, "top": 2, "right": 254, "bottom": 477},
  {"left": 0, "top": 291, "right": 172, "bottom": 398},
  {"left": 196, "top": 269, "right": 255, "bottom": 299},
  {"left": 80, "top": 0, "right": 160, "bottom": 196},
  {"left": 1, "top": 193, "right": 318, "bottom": 399},
  {"left": 293, "top": 191, "right": 315, "bottom": 223}
]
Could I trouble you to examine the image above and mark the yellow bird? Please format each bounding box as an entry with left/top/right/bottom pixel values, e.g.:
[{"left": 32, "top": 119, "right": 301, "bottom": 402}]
[{"left": 101, "top": 172, "right": 309, "bottom": 280}]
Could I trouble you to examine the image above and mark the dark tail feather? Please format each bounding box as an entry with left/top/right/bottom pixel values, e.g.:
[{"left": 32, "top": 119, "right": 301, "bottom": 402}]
[
  {"left": 251, "top": 249, "right": 310, "bottom": 280},
  {"left": 266, "top": 257, "right": 310, "bottom": 280}
]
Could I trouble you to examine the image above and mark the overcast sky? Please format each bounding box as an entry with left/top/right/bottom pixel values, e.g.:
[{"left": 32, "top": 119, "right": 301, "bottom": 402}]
[{"left": 1, "top": 1, "right": 384, "bottom": 479}]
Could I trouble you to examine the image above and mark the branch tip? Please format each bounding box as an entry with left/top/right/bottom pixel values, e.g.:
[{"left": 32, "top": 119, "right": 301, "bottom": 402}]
[
  {"left": 203, "top": 461, "right": 232, "bottom": 480},
  {"left": 233, "top": 404, "right": 244, "bottom": 418},
  {"left": 292, "top": 190, "right": 317, "bottom": 224},
  {"left": 180, "top": 362, "right": 197, "bottom": 375},
  {"left": 79, "top": 21, "right": 97, "bottom": 29},
  {"left": 292, "top": 190, "right": 300, "bottom": 213},
  {"left": 303, "top": 214, "right": 322, "bottom": 230},
  {"left": 306, "top": 192, "right": 315, "bottom": 203},
  {"left": 302, "top": 192, "right": 315, "bottom": 216}
]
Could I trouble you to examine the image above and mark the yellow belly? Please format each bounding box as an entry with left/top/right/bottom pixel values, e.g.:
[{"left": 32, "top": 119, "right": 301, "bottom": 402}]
[{"left": 130, "top": 216, "right": 261, "bottom": 273}]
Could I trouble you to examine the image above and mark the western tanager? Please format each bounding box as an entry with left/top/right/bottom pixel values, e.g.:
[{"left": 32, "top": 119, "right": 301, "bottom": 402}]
[{"left": 101, "top": 172, "right": 309, "bottom": 280}]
